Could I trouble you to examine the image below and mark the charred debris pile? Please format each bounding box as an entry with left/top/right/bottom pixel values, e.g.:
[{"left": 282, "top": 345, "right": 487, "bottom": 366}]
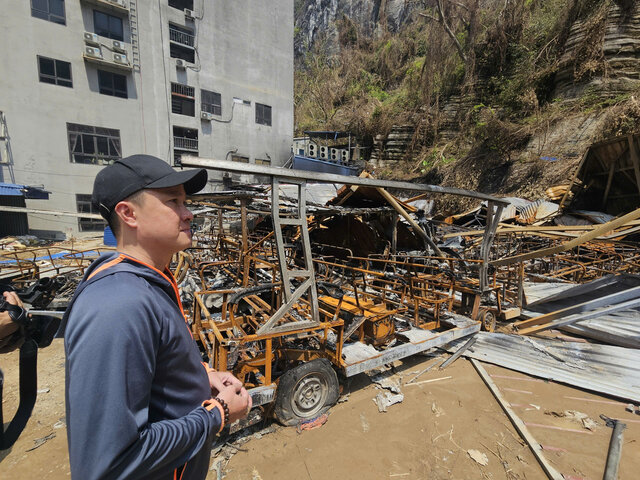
[{"left": 1, "top": 168, "right": 639, "bottom": 432}]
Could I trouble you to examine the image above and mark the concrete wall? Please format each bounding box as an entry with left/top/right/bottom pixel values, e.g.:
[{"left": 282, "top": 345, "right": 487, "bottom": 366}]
[{"left": 0, "top": 0, "right": 293, "bottom": 238}]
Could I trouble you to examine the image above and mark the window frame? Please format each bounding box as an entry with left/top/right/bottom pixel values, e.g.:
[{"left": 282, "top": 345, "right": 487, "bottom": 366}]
[
  {"left": 37, "top": 55, "right": 72, "bottom": 87},
  {"left": 255, "top": 103, "right": 272, "bottom": 127},
  {"left": 76, "top": 194, "right": 106, "bottom": 232},
  {"left": 93, "top": 9, "right": 124, "bottom": 41},
  {"left": 171, "top": 82, "right": 196, "bottom": 116},
  {"left": 67, "top": 123, "right": 122, "bottom": 165},
  {"left": 31, "top": 0, "right": 66, "bottom": 25},
  {"left": 97, "top": 70, "right": 128, "bottom": 98},
  {"left": 201, "top": 89, "right": 222, "bottom": 116}
]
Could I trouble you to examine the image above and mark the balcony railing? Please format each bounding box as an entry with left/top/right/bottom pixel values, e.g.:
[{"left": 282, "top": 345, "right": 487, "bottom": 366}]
[
  {"left": 169, "top": 27, "right": 195, "bottom": 48},
  {"left": 174, "top": 136, "right": 198, "bottom": 151}
]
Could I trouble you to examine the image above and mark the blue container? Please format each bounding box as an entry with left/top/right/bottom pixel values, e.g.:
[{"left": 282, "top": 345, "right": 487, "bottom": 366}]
[{"left": 103, "top": 226, "right": 117, "bottom": 246}]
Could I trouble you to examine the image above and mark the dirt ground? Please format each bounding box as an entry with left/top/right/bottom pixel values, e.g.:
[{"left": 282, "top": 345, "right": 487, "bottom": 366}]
[{"left": 1, "top": 339, "right": 638, "bottom": 479}]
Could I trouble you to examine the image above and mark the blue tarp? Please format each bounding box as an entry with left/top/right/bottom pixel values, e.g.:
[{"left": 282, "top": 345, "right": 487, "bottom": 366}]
[{"left": 0, "top": 183, "right": 50, "bottom": 199}]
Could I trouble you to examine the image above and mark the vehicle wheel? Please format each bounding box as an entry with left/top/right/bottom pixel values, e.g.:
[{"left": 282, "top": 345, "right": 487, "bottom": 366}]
[
  {"left": 274, "top": 359, "right": 339, "bottom": 426},
  {"left": 480, "top": 308, "right": 496, "bottom": 332}
]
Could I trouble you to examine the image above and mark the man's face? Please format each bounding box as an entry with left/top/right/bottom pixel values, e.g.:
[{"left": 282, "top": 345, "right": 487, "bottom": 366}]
[{"left": 134, "top": 185, "right": 194, "bottom": 257}]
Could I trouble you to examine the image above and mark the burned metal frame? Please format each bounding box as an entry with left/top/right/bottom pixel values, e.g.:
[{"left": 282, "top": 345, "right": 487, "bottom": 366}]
[{"left": 183, "top": 157, "right": 508, "bottom": 297}]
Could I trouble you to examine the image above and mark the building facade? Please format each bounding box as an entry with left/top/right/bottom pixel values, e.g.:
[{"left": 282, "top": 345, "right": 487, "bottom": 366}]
[{"left": 0, "top": 0, "right": 293, "bottom": 238}]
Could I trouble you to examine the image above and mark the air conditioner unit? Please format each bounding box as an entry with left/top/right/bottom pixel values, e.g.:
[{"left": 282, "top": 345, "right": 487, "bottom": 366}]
[
  {"left": 176, "top": 59, "right": 187, "bottom": 69},
  {"left": 84, "top": 32, "right": 99, "bottom": 46},
  {"left": 318, "top": 145, "right": 328, "bottom": 160},
  {"left": 184, "top": 8, "right": 195, "bottom": 19},
  {"left": 330, "top": 148, "right": 340, "bottom": 162},
  {"left": 113, "top": 53, "right": 129, "bottom": 65},
  {"left": 112, "top": 40, "right": 126, "bottom": 53},
  {"left": 201, "top": 111, "right": 213, "bottom": 121},
  {"left": 85, "top": 46, "right": 103, "bottom": 59},
  {"left": 341, "top": 149, "right": 350, "bottom": 162},
  {"left": 107, "top": 0, "right": 128, "bottom": 8},
  {"left": 307, "top": 143, "right": 317, "bottom": 158}
]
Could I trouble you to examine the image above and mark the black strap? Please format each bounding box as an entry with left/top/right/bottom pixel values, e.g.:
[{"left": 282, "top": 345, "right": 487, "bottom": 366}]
[{"left": 0, "top": 339, "right": 38, "bottom": 450}]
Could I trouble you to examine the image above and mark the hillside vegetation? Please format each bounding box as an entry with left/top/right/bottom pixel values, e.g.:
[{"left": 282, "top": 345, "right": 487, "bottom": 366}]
[{"left": 294, "top": 0, "right": 640, "bottom": 211}]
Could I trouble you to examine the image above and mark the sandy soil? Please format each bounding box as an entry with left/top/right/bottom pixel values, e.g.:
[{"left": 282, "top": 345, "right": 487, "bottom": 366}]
[{"left": 1, "top": 339, "right": 638, "bottom": 479}]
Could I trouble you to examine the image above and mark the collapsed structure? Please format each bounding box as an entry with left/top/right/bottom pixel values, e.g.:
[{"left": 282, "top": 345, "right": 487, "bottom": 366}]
[{"left": 1, "top": 158, "right": 639, "bottom": 434}]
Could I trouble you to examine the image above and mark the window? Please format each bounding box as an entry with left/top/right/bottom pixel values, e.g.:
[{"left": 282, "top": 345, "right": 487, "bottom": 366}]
[
  {"left": 169, "top": 23, "right": 195, "bottom": 62},
  {"left": 171, "top": 83, "right": 195, "bottom": 116},
  {"left": 231, "top": 155, "right": 249, "bottom": 163},
  {"left": 173, "top": 126, "right": 198, "bottom": 151},
  {"left": 98, "top": 70, "right": 127, "bottom": 98},
  {"left": 173, "top": 126, "right": 198, "bottom": 165},
  {"left": 255, "top": 158, "right": 271, "bottom": 166},
  {"left": 93, "top": 10, "right": 124, "bottom": 41},
  {"left": 67, "top": 123, "right": 121, "bottom": 165},
  {"left": 201, "top": 90, "right": 221, "bottom": 116},
  {"left": 255, "top": 103, "right": 272, "bottom": 126},
  {"left": 37, "top": 56, "right": 72, "bottom": 87},
  {"left": 169, "top": 23, "right": 194, "bottom": 47},
  {"left": 31, "top": 0, "right": 65, "bottom": 25},
  {"left": 169, "top": 0, "right": 193, "bottom": 11},
  {"left": 76, "top": 194, "right": 105, "bottom": 232}
]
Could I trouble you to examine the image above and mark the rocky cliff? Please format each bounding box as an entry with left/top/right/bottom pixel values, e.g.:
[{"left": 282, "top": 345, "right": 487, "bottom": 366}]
[{"left": 294, "top": 0, "right": 419, "bottom": 57}]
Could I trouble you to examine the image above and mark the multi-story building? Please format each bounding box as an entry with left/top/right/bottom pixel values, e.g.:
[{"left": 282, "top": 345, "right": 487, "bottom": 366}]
[{"left": 0, "top": 0, "right": 293, "bottom": 238}]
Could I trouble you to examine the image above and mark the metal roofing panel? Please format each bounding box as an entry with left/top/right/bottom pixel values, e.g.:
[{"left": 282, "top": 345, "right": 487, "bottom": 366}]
[
  {"left": 447, "top": 332, "right": 640, "bottom": 402},
  {"left": 561, "top": 308, "right": 640, "bottom": 348}
]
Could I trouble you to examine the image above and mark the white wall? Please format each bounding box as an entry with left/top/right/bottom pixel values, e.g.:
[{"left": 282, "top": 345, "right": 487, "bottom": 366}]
[{"left": 0, "top": 0, "right": 293, "bottom": 237}]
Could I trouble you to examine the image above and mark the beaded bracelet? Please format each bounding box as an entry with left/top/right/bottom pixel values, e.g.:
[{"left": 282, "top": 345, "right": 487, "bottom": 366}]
[{"left": 214, "top": 397, "right": 230, "bottom": 425}]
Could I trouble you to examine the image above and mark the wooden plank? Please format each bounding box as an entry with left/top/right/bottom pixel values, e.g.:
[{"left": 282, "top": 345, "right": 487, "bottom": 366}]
[
  {"left": 470, "top": 359, "right": 565, "bottom": 480},
  {"left": 517, "top": 296, "right": 640, "bottom": 335},
  {"left": 376, "top": 186, "right": 444, "bottom": 257},
  {"left": 491, "top": 207, "right": 640, "bottom": 267},
  {"left": 514, "top": 286, "right": 640, "bottom": 330}
]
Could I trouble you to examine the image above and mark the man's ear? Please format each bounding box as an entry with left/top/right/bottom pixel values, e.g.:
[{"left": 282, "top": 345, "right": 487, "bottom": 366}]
[{"left": 114, "top": 201, "right": 138, "bottom": 229}]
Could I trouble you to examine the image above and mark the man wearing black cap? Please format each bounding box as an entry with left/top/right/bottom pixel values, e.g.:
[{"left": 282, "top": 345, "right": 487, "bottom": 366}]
[{"left": 61, "top": 155, "right": 251, "bottom": 479}]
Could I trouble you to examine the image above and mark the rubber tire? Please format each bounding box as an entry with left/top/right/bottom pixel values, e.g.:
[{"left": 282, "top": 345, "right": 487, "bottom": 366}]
[
  {"left": 274, "top": 359, "right": 340, "bottom": 426},
  {"left": 480, "top": 308, "right": 497, "bottom": 332}
]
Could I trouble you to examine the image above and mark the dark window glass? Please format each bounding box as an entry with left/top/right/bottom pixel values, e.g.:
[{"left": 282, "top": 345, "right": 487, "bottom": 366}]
[
  {"left": 201, "top": 90, "right": 222, "bottom": 115},
  {"left": 67, "top": 123, "right": 121, "bottom": 165},
  {"left": 169, "top": 43, "right": 195, "bottom": 63},
  {"left": 31, "top": 0, "right": 65, "bottom": 25},
  {"left": 76, "top": 194, "right": 106, "bottom": 232},
  {"left": 98, "top": 70, "right": 128, "bottom": 98},
  {"left": 168, "top": 0, "right": 193, "bottom": 11},
  {"left": 255, "top": 103, "right": 272, "bottom": 126},
  {"left": 171, "top": 83, "right": 195, "bottom": 116},
  {"left": 93, "top": 10, "right": 124, "bottom": 41},
  {"left": 38, "top": 56, "right": 72, "bottom": 87}
]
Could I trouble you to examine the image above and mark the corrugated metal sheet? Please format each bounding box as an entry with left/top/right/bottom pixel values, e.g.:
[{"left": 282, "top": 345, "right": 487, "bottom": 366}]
[
  {"left": 523, "top": 282, "right": 576, "bottom": 304},
  {"left": 447, "top": 332, "right": 640, "bottom": 402},
  {"left": 561, "top": 308, "right": 640, "bottom": 349}
]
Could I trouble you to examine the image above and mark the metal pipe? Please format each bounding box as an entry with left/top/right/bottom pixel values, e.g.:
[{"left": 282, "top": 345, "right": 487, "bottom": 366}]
[{"left": 602, "top": 417, "right": 626, "bottom": 480}]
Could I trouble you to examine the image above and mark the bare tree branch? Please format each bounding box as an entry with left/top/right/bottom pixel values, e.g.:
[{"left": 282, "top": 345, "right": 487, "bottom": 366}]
[{"left": 435, "top": 0, "right": 468, "bottom": 63}]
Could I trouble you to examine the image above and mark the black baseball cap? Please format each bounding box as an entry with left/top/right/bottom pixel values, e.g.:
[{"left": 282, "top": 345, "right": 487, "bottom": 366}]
[{"left": 92, "top": 154, "right": 208, "bottom": 220}]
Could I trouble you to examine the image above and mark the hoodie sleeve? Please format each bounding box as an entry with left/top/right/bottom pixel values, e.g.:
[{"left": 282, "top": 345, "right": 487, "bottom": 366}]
[{"left": 64, "top": 277, "right": 222, "bottom": 480}]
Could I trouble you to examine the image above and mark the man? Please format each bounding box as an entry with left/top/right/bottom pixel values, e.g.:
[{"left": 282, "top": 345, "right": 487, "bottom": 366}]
[
  {"left": 61, "top": 154, "right": 251, "bottom": 479},
  {"left": 0, "top": 291, "right": 25, "bottom": 353}
]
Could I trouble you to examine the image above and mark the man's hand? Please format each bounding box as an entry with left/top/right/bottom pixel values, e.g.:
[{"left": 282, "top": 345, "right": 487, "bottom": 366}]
[
  {"left": 0, "top": 291, "right": 25, "bottom": 353},
  {"left": 216, "top": 383, "right": 252, "bottom": 424},
  {"left": 207, "top": 370, "right": 243, "bottom": 397}
]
